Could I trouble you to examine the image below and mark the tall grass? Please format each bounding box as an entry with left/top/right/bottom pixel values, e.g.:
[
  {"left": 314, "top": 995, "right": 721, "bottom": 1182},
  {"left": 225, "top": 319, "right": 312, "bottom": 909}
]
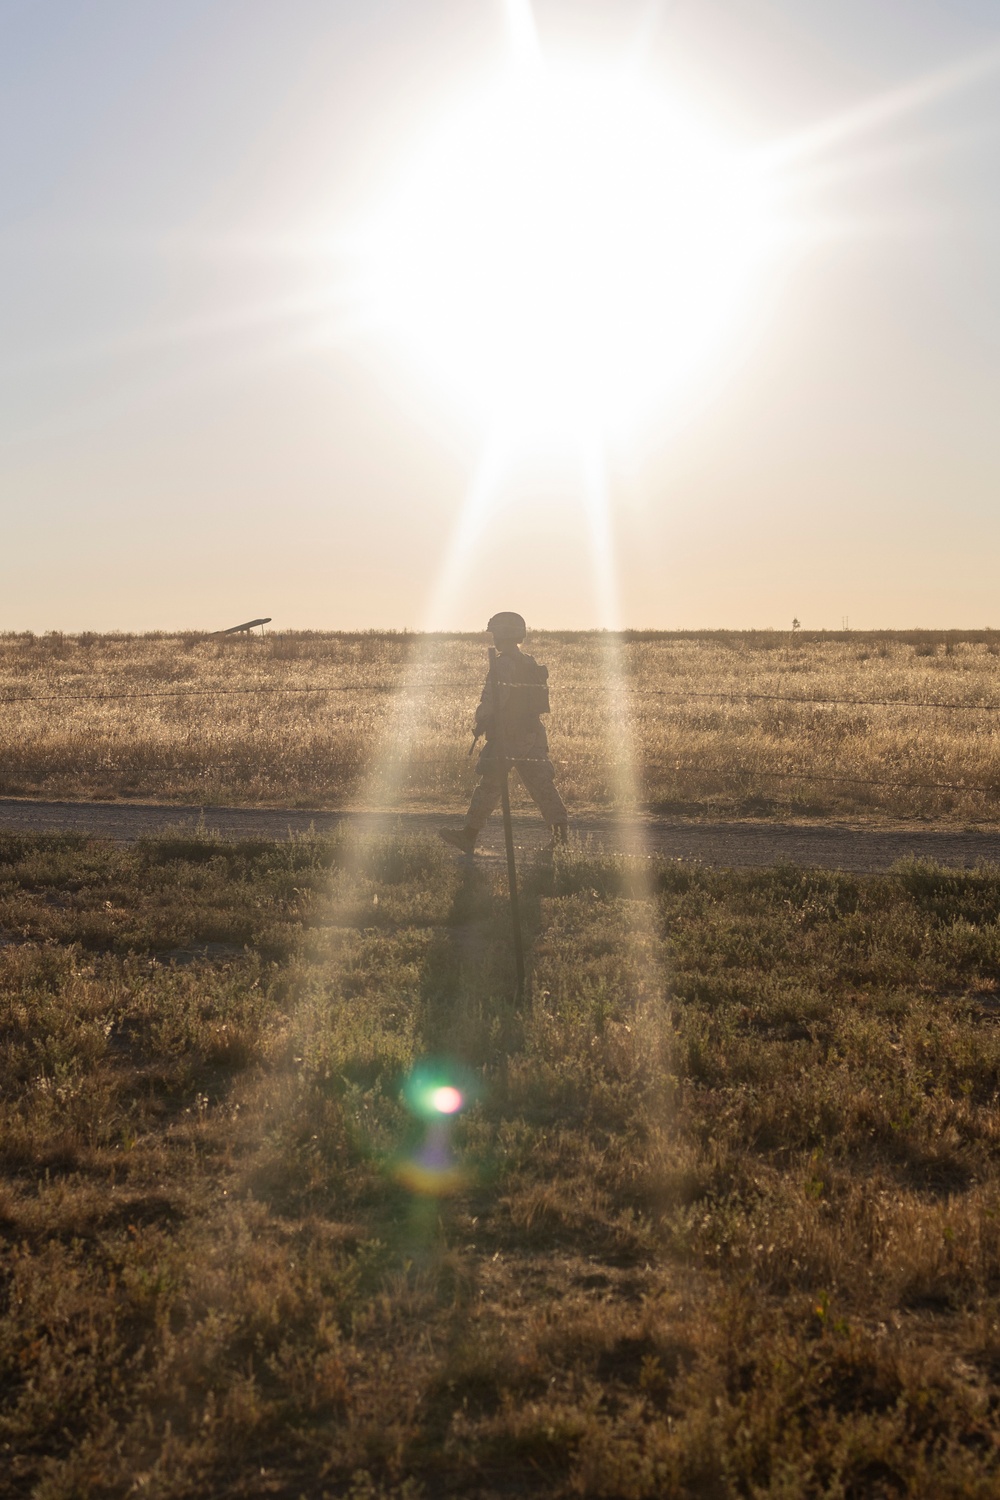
[{"left": 3, "top": 629, "right": 1000, "bottom": 820}]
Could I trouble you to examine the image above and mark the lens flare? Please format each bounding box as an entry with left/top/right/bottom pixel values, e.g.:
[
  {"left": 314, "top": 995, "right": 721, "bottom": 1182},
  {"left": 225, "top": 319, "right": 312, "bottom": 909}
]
[
  {"left": 392, "top": 1060, "right": 477, "bottom": 1196},
  {"left": 392, "top": 1123, "right": 468, "bottom": 1197},
  {"left": 431, "top": 1085, "right": 464, "bottom": 1115},
  {"left": 402, "top": 1060, "right": 476, "bottom": 1121}
]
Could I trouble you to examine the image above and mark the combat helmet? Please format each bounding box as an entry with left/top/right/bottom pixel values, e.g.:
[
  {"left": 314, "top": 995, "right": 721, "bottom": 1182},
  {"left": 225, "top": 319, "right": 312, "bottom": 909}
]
[{"left": 487, "top": 611, "right": 526, "bottom": 643}]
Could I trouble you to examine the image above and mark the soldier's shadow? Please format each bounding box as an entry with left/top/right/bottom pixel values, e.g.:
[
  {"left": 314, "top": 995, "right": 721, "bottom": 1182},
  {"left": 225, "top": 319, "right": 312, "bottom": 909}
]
[{"left": 418, "top": 853, "right": 541, "bottom": 1073}]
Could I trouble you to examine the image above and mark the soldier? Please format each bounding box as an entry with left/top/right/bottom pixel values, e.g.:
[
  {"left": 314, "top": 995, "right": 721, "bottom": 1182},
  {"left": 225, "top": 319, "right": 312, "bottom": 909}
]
[{"left": 439, "top": 611, "right": 568, "bottom": 856}]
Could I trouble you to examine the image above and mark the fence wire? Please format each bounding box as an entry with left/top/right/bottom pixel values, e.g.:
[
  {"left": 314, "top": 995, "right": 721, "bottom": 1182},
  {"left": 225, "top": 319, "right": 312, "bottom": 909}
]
[
  {"left": 1, "top": 680, "right": 997, "bottom": 800},
  {"left": 3, "top": 684, "right": 1000, "bottom": 710}
]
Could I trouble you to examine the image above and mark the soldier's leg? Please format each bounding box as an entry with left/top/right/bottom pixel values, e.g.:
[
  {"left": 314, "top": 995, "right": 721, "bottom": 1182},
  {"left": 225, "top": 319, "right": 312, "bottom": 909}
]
[
  {"left": 440, "top": 758, "right": 505, "bottom": 855},
  {"left": 465, "top": 766, "right": 505, "bottom": 833},
  {"left": 514, "top": 757, "right": 568, "bottom": 831}
]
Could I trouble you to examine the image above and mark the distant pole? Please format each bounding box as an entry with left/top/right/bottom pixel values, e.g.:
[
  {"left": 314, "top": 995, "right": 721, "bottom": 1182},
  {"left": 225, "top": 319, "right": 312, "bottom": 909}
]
[{"left": 489, "top": 647, "right": 526, "bottom": 1002}]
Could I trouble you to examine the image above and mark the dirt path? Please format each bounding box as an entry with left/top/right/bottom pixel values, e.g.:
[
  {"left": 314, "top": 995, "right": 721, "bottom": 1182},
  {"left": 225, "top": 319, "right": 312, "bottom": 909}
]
[{"left": 1, "top": 797, "right": 999, "bottom": 871}]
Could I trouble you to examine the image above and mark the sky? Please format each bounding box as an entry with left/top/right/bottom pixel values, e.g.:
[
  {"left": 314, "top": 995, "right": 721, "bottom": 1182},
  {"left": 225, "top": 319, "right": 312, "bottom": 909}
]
[{"left": 2, "top": 0, "right": 999, "bottom": 632}]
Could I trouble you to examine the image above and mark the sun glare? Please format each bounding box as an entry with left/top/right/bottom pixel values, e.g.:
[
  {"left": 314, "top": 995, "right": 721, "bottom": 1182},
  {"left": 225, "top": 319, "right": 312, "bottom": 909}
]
[{"left": 363, "top": 61, "right": 778, "bottom": 446}]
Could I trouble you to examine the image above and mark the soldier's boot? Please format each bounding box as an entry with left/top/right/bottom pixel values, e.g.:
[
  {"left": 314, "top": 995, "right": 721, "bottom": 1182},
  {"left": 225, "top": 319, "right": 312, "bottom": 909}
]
[
  {"left": 550, "top": 821, "right": 568, "bottom": 846},
  {"left": 439, "top": 825, "right": 477, "bottom": 856}
]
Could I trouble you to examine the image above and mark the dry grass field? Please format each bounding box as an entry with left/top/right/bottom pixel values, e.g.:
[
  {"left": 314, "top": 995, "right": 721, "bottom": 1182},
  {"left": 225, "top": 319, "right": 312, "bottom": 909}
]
[
  {"left": 2, "top": 829, "right": 999, "bottom": 1497},
  {"left": 3, "top": 629, "right": 1000, "bottom": 823}
]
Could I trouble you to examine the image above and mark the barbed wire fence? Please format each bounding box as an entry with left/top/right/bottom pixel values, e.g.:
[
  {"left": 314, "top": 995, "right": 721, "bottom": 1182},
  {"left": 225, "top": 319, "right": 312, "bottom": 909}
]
[
  {"left": 5, "top": 684, "right": 1000, "bottom": 709},
  {"left": 1, "top": 680, "right": 999, "bottom": 798}
]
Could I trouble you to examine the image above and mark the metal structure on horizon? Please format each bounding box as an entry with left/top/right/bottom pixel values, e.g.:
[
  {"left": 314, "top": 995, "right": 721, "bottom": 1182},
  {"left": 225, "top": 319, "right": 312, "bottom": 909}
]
[{"left": 212, "top": 618, "right": 272, "bottom": 637}]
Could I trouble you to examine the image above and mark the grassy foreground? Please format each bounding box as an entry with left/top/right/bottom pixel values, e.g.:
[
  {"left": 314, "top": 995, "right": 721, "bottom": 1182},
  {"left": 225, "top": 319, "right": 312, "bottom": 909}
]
[
  {"left": 1, "top": 832, "right": 999, "bottom": 1497},
  {"left": 4, "top": 629, "right": 1000, "bottom": 822}
]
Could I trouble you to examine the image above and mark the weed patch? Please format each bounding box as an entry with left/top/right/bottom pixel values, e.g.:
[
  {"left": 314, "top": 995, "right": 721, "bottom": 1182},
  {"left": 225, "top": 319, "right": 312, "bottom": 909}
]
[{"left": 1, "top": 835, "right": 999, "bottom": 1494}]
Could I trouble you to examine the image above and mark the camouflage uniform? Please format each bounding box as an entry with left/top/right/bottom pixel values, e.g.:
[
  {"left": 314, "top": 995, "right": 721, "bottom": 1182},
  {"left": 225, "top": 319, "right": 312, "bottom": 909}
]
[{"left": 465, "top": 647, "right": 568, "bottom": 833}]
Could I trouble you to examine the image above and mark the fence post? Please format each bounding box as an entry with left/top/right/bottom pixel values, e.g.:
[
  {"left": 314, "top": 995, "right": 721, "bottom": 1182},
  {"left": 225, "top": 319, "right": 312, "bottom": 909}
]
[{"left": 489, "top": 647, "right": 526, "bottom": 1002}]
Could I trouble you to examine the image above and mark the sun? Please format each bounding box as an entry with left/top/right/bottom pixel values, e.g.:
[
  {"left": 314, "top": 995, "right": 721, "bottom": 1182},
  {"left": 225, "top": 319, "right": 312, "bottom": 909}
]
[{"left": 361, "top": 59, "right": 779, "bottom": 448}]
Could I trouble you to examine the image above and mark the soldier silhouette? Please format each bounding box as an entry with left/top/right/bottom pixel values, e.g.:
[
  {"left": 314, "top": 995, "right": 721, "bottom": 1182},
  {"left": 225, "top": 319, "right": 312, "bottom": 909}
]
[{"left": 440, "top": 611, "right": 568, "bottom": 856}]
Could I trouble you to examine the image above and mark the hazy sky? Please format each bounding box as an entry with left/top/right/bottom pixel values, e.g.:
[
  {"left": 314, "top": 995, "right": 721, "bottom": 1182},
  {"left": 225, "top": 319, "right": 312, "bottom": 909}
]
[{"left": 2, "top": 0, "right": 999, "bottom": 631}]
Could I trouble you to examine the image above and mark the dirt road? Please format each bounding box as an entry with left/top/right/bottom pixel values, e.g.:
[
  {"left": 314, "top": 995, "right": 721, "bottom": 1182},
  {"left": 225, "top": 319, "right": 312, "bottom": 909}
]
[{"left": 1, "top": 798, "right": 998, "bottom": 871}]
